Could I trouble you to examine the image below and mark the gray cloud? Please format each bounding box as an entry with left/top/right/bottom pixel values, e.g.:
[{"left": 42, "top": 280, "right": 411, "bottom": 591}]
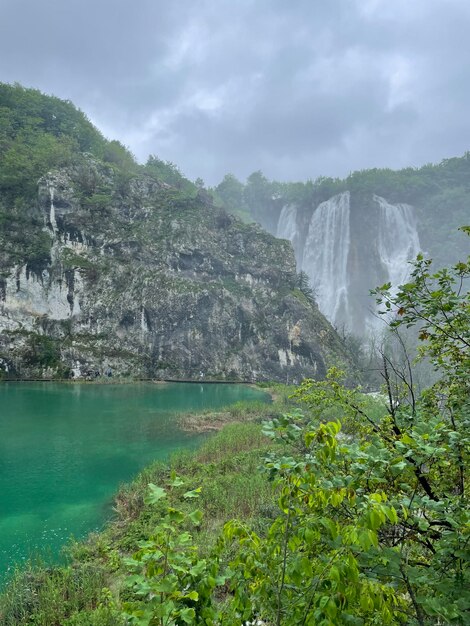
[{"left": 1, "top": 0, "right": 470, "bottom": 184}]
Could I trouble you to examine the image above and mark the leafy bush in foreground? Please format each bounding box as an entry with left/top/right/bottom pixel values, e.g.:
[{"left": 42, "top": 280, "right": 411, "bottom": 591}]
[{"left": 123, "top": 234, "right": 469, "bottom": 624}]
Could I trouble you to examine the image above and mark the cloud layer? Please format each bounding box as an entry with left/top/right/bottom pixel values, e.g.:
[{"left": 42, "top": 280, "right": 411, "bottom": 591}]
[{"left": 1, "top": 0, "right": 470, "bottom": 184}]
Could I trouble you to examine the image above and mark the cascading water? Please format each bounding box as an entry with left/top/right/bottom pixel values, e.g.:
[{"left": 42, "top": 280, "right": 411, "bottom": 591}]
[
  {"left": 273, "top": 191, "right": 422, "bottom": 336},
  {"left": 301, "top": 192, "right": 351, "bottom": 328},
  {"left": 355, "top": 195, "right": 422, "bottom": 336},
  {"left": 48, "top": 185, "right": 58, "bottom": 233},
  {"left": 276, "top": 204, "right": 300, "bottom": 261},
  {"left": 374, "top": 195, "right": 421, "bottom": 296}
]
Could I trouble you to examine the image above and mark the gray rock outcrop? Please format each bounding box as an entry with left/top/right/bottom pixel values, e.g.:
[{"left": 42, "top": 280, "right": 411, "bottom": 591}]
[{"left": 0, "top": 159, "right": 350, "bottom": 381}]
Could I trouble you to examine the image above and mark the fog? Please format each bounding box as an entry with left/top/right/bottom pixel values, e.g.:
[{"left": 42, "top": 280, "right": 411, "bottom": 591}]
[{"left": 1, "top": 0, "right": 470, "bottom": 184}]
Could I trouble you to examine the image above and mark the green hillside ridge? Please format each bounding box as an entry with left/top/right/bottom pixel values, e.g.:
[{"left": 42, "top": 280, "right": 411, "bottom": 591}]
[
  {"left": 213, "top": 159, "right": 470, "bottom": 267},
  {"left": 0, "top": 83, "right": 352, "bottom": 382},
  {"left": 0, "top": 83, "right": 194, "bottom": 272}
]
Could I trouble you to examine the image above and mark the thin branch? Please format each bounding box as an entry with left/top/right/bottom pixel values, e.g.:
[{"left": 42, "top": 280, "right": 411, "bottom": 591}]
[{"left": 276, "top": 505, "right": 292, "bottom": 626}]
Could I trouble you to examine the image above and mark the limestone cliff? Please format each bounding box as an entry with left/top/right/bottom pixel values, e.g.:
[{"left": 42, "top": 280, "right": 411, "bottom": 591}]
[{"left": 0, "top": 158, "right": 349, "bottom": 380}]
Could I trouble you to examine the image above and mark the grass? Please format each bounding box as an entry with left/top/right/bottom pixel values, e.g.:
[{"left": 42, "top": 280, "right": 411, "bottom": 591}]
[
  {"left": 0, "top": 382, "right": 388, "bottom": 624},
  {"left": 0, "top": 559, "right": 121, "bottom": 626},
  {"left": 106, "top": 422, "right": 278, "bottom": 557},
  {"left": 178, "top": 383, "right": 296, "bottom": 432},
  {"left": 0, "top": 387, "right": 293, "bottom": 624}
]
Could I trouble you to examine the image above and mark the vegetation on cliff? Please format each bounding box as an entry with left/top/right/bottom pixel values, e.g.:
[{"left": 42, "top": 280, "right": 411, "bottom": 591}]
[
  {"left": 0, "top": 83, "right": 195, "bottom": 271},
  {"left": 213, "top": 158, "right": 470, "bottom": 267},
  {"left": 1, "top": 240, "right": 468, "bottom": 624},
  {"left": 0, "top": 83, "right": 352, "bottom": 382}
]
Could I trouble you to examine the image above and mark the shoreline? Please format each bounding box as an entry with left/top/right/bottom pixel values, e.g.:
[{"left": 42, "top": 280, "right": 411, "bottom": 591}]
[
  {"left": 0, "top": 388, "right": 293, "bottom": 622},
  {"left": 0, "top": 377, "right": 261, "bottom": 385}
]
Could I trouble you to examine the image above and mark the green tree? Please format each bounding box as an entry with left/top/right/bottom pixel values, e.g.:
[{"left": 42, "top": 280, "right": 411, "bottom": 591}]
[
  {"left": 214, "top": 173, "right": 245, "bottom": 211},
  {"left": 222, "top": 236, "right": 470, "bottom": 625},
  {"left": 296, "top": 270, "right": 316, "bottom": 305},
  {"left": 144, "top": 155, "right": 194, "bottom": 192},
  {"left": 102, "top": 140, "right": 136, "bottom": 172},
  {"left": 0, "top": 82, "right": 134, "bottom": 205}
]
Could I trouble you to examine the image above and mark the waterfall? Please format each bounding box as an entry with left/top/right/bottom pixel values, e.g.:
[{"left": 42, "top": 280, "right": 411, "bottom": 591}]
[
  {"left": 272, "top": 191, "right": 421, "bottom": 336},
  {"left": 276, "top": 204, "right": 300, "bottom": 260},
  {"left": 141, "top": 305, "right": 149, "bottom": 332},
  {"left": 48, "top": 185, "right": 58, "bottom": 233},
  {"left": 276, "top": 204, "right": 298, "bottom": 243},
  {"left": 374, "top": 195, "right": 421, "bottom": 294},
  {"left": 301, "top": 192, "right": 351, "bottom": 328}
]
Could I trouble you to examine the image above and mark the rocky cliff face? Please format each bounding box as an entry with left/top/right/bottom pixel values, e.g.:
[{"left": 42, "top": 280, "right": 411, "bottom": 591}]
[{"left": 0, "top": 159, "right": 349, "bottom": 380}]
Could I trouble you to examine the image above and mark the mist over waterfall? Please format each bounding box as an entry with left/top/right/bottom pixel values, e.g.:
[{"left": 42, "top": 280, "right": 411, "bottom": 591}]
[
  {"left": 374, "top": 195, "right": 421, "bottom": 295},
  {"left": 276, "top": 204, "right": 300, "bottom": 261},
  {"left": 301, "top": 192, "right": 351, "bottom": 328},
  {"left": 274, "top": 190, "right": 422, "bottom": 336}
]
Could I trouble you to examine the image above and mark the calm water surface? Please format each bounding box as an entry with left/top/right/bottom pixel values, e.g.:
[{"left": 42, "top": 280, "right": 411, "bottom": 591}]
[{"left": 0, "top": 382, "right": 267, "bottom": 582}]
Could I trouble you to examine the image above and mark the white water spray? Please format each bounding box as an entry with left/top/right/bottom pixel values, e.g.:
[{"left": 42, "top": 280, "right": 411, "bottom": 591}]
[
  {"left": 48, "top": 185, "right": 58, "bottom": 233},
  {"left": 374, "top": 195, "right": 421, "bottom": 294},
  {"left": 276, "top": 204, "right": 299, "bottom": 259},
  {"left": 301, "top": 192, "right": 351, "bottom": 327}
]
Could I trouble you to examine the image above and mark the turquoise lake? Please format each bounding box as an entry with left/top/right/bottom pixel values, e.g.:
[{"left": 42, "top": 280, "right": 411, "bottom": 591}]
[{"left": 0, "top": 382, "right": 267, "bottom": 583}]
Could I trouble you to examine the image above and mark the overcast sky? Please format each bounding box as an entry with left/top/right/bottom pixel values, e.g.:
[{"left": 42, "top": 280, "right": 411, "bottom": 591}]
[{"left": 1, "top": 0, "right": 470, "bottom": 185}]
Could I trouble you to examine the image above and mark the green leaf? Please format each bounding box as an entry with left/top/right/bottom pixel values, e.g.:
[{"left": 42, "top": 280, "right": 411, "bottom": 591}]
[
  {"left": 360, "top": 594, "right": 373, "bottom": 612},
  {"left": 366, "top": 509, "right": 383, "bottom": 531},
  {"left": 183, "top": 487, "right": 202, "bottom": 499},
  {"left": 168, "top": 474, "right": 185, "bottom": 487},
  {"left": 189, "top": 561, "right": 206, "bottom": 577},
  {"left": 145, "top": 483, "right": 166, "bottom": 504},
  {"left": 384, "top": 505, "right": 398, "bottom": 524},
  {"left": 358, "top": 530, "right": 371, "bottom": 550},
  {"left": 186, "top": 590, "right": 199, "bottom": 601},
  {"left": 166, "top": 507, "right": 185, "bottom": 523},
  {"left": 319, "top": 595, "right": 330, "bottom": 609},
  {"left": 329, "top": 565, "right": 340, "bottom": 582},
  {"left": 179, "top": 607, "right": 196, "bottom": 623},
  {"left": 188, "top": 509, "right": 203, "bottom": 525}
]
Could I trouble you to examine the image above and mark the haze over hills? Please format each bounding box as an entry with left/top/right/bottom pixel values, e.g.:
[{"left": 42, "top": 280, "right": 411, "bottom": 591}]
[{"left": 214, "top": 159, "right": 469, "bottom": 335}]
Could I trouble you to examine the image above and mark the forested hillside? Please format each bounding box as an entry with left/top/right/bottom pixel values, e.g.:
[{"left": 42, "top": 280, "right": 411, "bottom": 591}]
[
  {"left": 0, "top": 83, "right": 196, "bottom": 271},
  {"left": 0, "top": 83, "right": 351, "bottom": 381},
  {"left": 212, "top": 160, "right": 469, "bottom": 334},
  {"left": 214, "top": 160, "right": 470, "bottom": 266}
]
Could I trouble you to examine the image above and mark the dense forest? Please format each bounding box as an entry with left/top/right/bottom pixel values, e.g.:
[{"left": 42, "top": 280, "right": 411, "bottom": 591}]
[{"left": 212, "top": 160, "right": 469, "bottom": 268}]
